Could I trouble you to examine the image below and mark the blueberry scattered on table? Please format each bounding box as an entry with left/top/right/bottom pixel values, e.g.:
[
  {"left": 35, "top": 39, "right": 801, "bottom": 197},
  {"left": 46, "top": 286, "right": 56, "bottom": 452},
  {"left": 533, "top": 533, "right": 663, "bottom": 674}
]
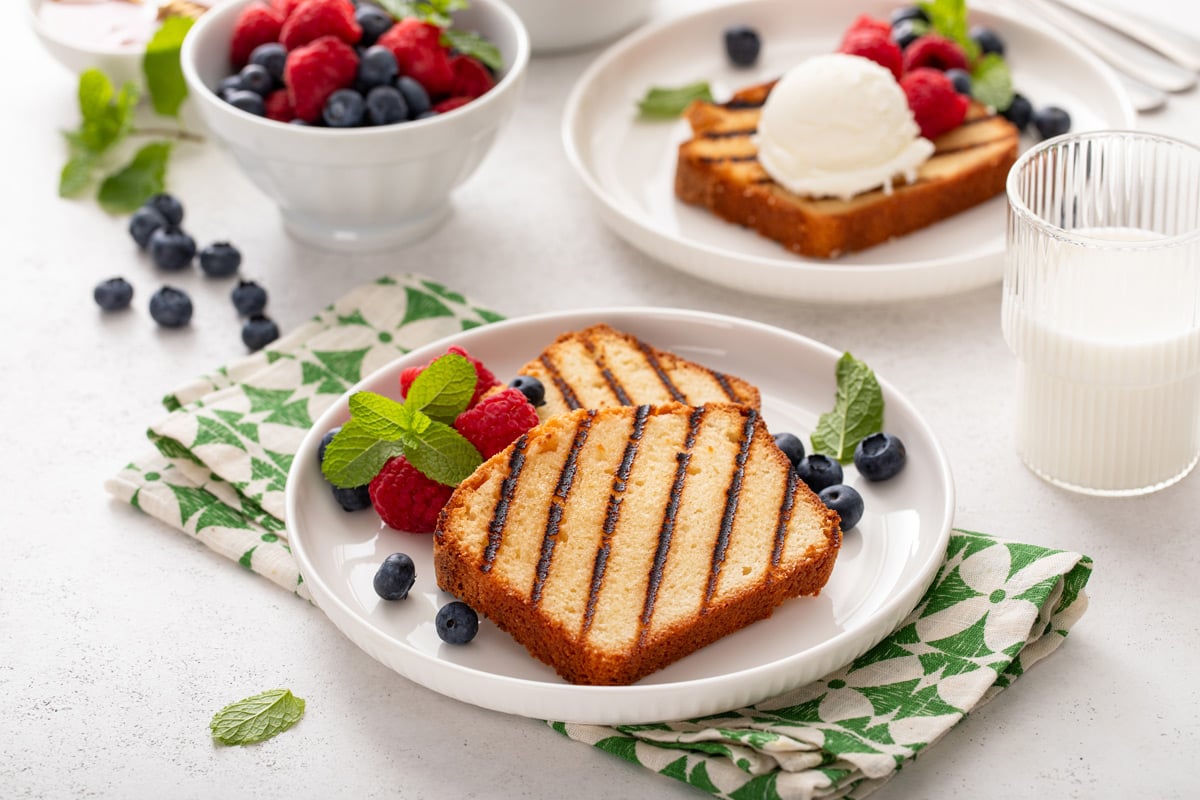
[
  {"left": 356, "top": 4, "right": 394, "bottom": 46},
  {"left": 723, "top": 25, "right": 761, "bottom": 67},
  {"left": 241, "top": 313, "right": 280, "bottom": 351},
  {"left": 945, "top": 68, "right": 972, "bottom": 95},
  {"left": 323, "top": 89, "right": 366, "bottom": 127},
  {"left": 854, "top": 432, "right": 907, "bottom": 482},
  {"left": 396, "top": 76, "right": 431, "bottom": 117},
  {"left": 237, "top": 63, "right": 275, "bottom": 97},
  {"left": 148, "top": 227, "right": 197, "bottom": 271},
  {"left": 232, "top": 280, "right": 268, "bottom": 316},
  {"left": 249, "top": 42, "right": 287, "bottom": 84},
  {"left": 94, "top": 277, "right": 134, "bottom": 311},
  {"left": 226, "top": 89, "right": 266, "bottom": 116},
  {"left": 373, "top": 553, "right": 417, "bottom": 601},
  {"left": 145, "top": 193, "right": 184, "bottom": 226},
  {"left": 1033, "top": 105, "right": 1071, "bottom": 140},
  {"left": 436, "top": 601, "right": 479, "bottom": 644},
  {"left": 772, "top": 432, "right": 805, "bottom": 468},
  {"left": 129, "top": 206, "right": 167, "bottom": 250},
  {"left": 148, "top": 286, "right": 193, "bottom": 328},
  {"left": 508, "top": 375, "right": 545, "bottom": 407},
  {"left": 1003, "top": 93, "right": 1033, "bottom": 131},
  {"left": 199, "top": 241, "right": 242, "bottom": 278},
  {"left": 819, "top": 484, "right": 865, "bottom": 531},
  {"left": 795, "top": 454, "right": 843, "bottom": 494},
  {"left": 970, "top": 25, "right": 1005, "bottom": 56},
  {"left": 365, "top": 86, "right": 408, "bottom": 126}
]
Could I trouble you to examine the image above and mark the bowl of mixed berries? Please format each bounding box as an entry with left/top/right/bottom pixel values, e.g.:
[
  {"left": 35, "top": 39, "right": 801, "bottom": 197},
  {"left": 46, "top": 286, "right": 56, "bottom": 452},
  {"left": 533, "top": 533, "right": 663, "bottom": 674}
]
[{"left": 181, "top": 0, "right": 529, "bottom": 251}]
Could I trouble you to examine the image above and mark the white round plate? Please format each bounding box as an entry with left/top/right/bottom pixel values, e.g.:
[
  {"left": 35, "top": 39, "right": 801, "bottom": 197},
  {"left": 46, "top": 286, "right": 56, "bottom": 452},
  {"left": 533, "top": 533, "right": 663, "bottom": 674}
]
[
  {"left": 562, "top": 0, "right": 1137, "bottom": 304},
  {"left": 286, "top": 309, "right": 955, "bottom": 724}
]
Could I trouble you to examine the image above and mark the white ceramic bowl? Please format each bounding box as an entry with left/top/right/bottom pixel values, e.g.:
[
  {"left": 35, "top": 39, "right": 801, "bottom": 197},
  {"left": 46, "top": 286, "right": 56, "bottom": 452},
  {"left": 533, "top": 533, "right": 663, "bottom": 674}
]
[
  {"left": 504, "top": 0, "right": 652, "bottom": 53},
  {"left": 27, "top": 0, "right": 154, "bottom": 88},
  {"left": 181, "top": 0, "right": 530, "bottom": 251}
]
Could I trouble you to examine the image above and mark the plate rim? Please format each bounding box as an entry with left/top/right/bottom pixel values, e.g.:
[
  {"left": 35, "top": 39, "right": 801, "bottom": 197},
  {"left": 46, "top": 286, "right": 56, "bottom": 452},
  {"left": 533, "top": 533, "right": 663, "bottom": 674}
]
[
  {"left": 285, "top": 307, "right": 956, "bottom": 722},
  {"left": 560, "top": 0, "right": 1138, "bottom": 301}
]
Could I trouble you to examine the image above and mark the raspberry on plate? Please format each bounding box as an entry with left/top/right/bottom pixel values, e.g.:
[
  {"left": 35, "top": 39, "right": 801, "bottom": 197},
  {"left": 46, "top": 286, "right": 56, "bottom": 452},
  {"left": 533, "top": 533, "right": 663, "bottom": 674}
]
[
  {"left": 902, "top": 34, "right": 969, "bottom": 73},
  {"left": 841, "top": 13, "right": 891, "bottom": 43},
  {"left": 231, "top": 2, "right": 285, "bottom": 68},
  {"left": 280, "top": 0, "right": 361, "bottom": 50},
  {"left": 453, "top": 388, "right": 540, "bottom": 460},
  {"left": 449, "top": 55, "right": 495, "bottom": 100},
  {"left": 284, "top": 35, "right": 359, "bottom": 123},
  {"left": 399, "top": 345, "right": 500, "bottom": 408},
  {"left": 369, "top": 456, "right": 455, "bottom": 533},
  {"left": 377, "top": 18, "right": 455, "bottom": 98},
  {"left": 901, "top": 67, "right": 970, "bottom": 139},
  {"left": 838, "top": 30, "right": 903, "bottom": 80}
]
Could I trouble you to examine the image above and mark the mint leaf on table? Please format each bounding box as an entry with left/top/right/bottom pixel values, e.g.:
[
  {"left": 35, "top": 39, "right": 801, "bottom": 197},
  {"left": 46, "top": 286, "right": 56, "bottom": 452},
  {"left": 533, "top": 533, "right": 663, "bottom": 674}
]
[
  {"left": 970, "top": 53, "right": 1014, "bottom": 111},
  {"left": 401, "top": 415, "right": 482, "bottom": 486},
  {"left": 98, "top": 141, "right": 173, "bottom": 213},
  {"left": 637, "top": 82, "right": 714, "bottom": 119},
  {"left": 918, "top": 0, "right": 981, "bottom": 60},
  {"left": 144, "top": 15, "right": 195, "bottom": 117},
  {"left": 441, "top": 28, "right": 503, "bottom": 71},
  {"left": 210, "top": 689, "right": 305, "bottom": 746},
  {"left": 59, "top": 153, "right": 98, "bottom": 198},
  {"left": 321, "top": 418, "right": 405, "bottom": 488},
  {"left": 404, "top": 353, "right": 477, "bottom": 423},
  {"left": 810, "top": 353, "right": 885, "bottom": 464},
  {"left": 74, "top": 69, "right": 138, "bottom": 155}
]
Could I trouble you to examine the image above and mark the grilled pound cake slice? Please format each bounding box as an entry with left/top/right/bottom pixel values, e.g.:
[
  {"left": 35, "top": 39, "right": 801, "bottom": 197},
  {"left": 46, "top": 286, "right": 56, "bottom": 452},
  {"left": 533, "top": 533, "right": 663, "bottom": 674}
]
[
  {"left": 434, "top": 403, "right": 842, "bottom": 686},
  {"left": 518, "top": 324, "right": 761, "bottom": 420},
  {"left": 676, "top": 80, "right": 1020, "bottom": 258}
]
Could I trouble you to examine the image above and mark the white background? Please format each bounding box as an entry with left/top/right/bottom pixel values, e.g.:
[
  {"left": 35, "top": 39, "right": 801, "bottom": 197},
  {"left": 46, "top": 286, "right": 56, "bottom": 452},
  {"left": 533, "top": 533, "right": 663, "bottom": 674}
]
[{"left": 3, "top": 0, "right": 1198, "bottom": 798}]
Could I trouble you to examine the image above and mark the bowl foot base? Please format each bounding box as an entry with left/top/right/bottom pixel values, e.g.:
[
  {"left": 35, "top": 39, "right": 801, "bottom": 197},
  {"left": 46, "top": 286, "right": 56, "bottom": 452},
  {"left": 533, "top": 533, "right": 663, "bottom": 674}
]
[{"left": 281, "top": 205, "right": 451, "bottom": 253}]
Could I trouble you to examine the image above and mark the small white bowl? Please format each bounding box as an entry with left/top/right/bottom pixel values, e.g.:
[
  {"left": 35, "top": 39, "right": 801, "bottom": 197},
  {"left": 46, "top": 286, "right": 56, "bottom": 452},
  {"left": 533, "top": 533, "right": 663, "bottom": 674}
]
[
  {"left": 27, "top": 0, "right": 155, "bottom": 88},
  {"left": 180, "top": 0, "right": 530, "bottom": 252},
  {"left": 504, "top": 0, "right": 653, "bottom": 53}
]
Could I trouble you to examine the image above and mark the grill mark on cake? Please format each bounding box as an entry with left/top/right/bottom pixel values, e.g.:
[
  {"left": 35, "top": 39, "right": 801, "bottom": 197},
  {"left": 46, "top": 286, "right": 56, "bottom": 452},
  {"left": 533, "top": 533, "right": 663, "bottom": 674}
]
[
  {"left": 580, "top": 329, "right": 633, "bottom": 405},
  {"left": 771, "top": 468, "right": 800, "bottom": 567},
  {"left": 480, "top": 435, "right": 529, "bottom": 573},
  {"left": 712, "top": 371, "right": 741, "bottom": 402},
  {"left": 637, "top": 342, "right": 687, "bottom": 403},
  {"left": 699, "top": 155, "right": 758, "bottom": 164},
  {"left": 722, "top": 99, "right": 765, "bottom": 110},
  {"left": 704, "top": 409, "right": 758, "bottom": 604},
  {"left": 638, "top": 407, "right": 705, "bottom": 639},
  {"left": 700, "top": 127, "right": 757, "bottom": 139},
  {"left": 539, "top": 354, "right": 583, "bottom": 411},
  {"left": 582, "top": 405, "right": 650, "bottom": 632},
  {"left": 531, "top": 412, "right": 594, "bottom": 604}
]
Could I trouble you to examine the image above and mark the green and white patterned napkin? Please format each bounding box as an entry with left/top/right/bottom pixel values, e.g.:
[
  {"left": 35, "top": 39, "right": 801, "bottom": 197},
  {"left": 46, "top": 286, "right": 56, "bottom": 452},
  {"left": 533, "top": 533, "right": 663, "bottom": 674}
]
[{"left": 105, "top": 272, "right": 1093, "bottom": 800}]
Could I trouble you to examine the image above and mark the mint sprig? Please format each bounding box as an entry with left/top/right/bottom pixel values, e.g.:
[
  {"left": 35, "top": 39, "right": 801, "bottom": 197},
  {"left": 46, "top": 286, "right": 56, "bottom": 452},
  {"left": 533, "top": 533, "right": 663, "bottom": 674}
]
[
  {"left": 918, "top": 0, "right": 981, "bottom": 61},
  {"left": 376, "top": 1, "right": 504, "bottom": 71},
  {"left": 970, "top": 53, "right": 1014, "bottom": 111},
  {"left": 321, "top": 353, "right": 483, "bottom": 489},
  {"left": 210, "top": 689, "right": 305, "bottom": 746},
  {"left": 637, "top": 82, "right": 714, "bottom": 119},
  {"left": 442, "top": 28, "right": 503, "bottom": 72},
  {"left": 810, "top": 353, "right": 885, "bottom": 464}
]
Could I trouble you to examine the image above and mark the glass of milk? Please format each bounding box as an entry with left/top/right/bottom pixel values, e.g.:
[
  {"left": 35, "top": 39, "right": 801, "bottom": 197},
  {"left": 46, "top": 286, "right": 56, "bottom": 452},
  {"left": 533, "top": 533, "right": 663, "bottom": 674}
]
[{"left": 1003, "top": 130, "right": 1200, "bottom": 496}]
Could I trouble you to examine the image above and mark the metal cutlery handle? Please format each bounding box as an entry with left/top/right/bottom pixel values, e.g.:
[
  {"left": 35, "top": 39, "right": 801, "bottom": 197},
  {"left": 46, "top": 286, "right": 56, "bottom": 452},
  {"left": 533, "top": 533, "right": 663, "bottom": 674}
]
[{"left": 1047, "top": 0, "right": 1200, "bottom": 72}]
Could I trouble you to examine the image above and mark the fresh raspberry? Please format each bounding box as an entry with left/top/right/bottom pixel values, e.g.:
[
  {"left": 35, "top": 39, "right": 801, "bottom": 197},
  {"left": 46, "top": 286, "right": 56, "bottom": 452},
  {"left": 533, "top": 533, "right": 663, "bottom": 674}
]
[
  {"left": 377, "top": 19, "right": 455, "bottom": 98},
  {"left": 901, "top": 68, "right": 969, "bottom": 139},
  {"left": 369, "top": 456, "right": 454, "bottom": 533},
  {"left": 280, "top": 0, "right": 361, "bottom": 50},
  {"left": 284, "top": 35, "right": 359, "bottom": 123},
  {"left": 449, "top": 55, "right": 494, "bottom": 99},
  {"left": 230, "top": 2, "right": 284, "bottom": 69},
  {"left": 433, "top": 96, "right": 471, "bottom": 114},
  {"left": 902, "top": 34, "right": 969, "bottom": 73},
  {"left": 453, "top": 388, "right": 539, "bottom": 460},
  {"left": 271, "top": 0, "right": 304, "bottom": 18},
  {"left": 838, "top": 31, "right": 903, "bottom": 80},
  {"left": 399, "top": 345, "right": 500, "bottom": 408},
  {"left": 841, "top": 14, "right": 891, "bottom": 43},
  {"left": 264, "top": 88, "right": 294, "bottom": 121}
]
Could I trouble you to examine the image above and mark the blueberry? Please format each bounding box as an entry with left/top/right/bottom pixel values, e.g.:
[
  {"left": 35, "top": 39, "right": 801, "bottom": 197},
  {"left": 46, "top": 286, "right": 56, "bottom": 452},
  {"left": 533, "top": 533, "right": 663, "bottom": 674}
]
[
  {"left": 1032, "top": 105, "right": 1071, "bottom": 140},
  {"left": 890, "top": 5, "right": 929, "bottom": 25},
  {"left": 395, "top": 76, "right": 431, "bottom": 117},
  {"left": 508, "top": 375, "right": 545, "bottom": 407},
  {"left": 317, "top": 427, "right": 340, "bottom": 466},
  {"left": 436, "top": 601, "right": 479, "bottom": 644},
  {"left": 970, "top": 25, "right": 1005, "bottom": 56},
  {"left": 772, "top": 432, "right": 805, "bottom": 467},
  {"left": 148, "top": 227, "right": 196, "bottom": 271},
  {"left": 129, "top": 206, "right": 167, "bottom": 249},
  {"left": 818, "top": 484, "right": 864, "bottom": 532},
  {"left": 238, "top": 63, "right": 275, "bottom": 96},
  {"left": 373, "top": 553, "right": 416, "bottom": 600},
  {"left": 945, "top": 68, "right": 972, "bottom": 95},
  {"left": 358, "top": 45, "right": 399, "bottom": 90},
  {"left": 232, "top": 279, "right": 268, "bottom": 316},
  {"left": 241, "top": 313, "right": 280, "bottom": 351},
  {"left": 1002, "top": 93, "right": 1033, "bottom": 131},
  {"left": 323, "top": 88, "right": 365, "bottom": 127},
  {"left": 356, "top": 4, "right": 394, "bottom": 46},
  {"left": 723, "top": 25, "right": 761, "bottom": 67},
  {"left": 226, "top": 89, "right": 266, "bottom": 116},
  {"left": 217, "top": 74, "right": 242, "bottom": 100},
  {"left": 148, "top": 286, "right": 193, "bottom": 328},
  {"left": 794, "top": 454, "right": 843, "bottom": 494},
  {"left": 332, "top": 484, "right": 372, "bottom": 511},
  {"left": 94, "top": 277, "right": 133, "bottom": 311},
  {"left": 365, "top": 85, "right": 408, "bottom": 125},
  {"left": 853, "top": 432, "right": 907, "bottom": 481},
  {"left": 248, "top": 42, "right": 287, "bottom": 83},
  {"left": 144, "top": 193, "right": 184, "bottom": 226},
  {"left": 198, "top": 241, "right": 242, "bottom": 278},
  {"left": 890, "top": 18, "right": 927, "bottom": 49}
]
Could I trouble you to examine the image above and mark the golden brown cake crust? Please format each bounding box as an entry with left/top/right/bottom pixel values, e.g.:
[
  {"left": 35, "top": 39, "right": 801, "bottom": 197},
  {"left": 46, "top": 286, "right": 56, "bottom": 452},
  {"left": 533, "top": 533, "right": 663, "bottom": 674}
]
[
  {"left": 675, "top": 81, "right": 1020, "bottom": 259},
  {"left": 434, "top": 403, "right": 842, "bottom": 686}
]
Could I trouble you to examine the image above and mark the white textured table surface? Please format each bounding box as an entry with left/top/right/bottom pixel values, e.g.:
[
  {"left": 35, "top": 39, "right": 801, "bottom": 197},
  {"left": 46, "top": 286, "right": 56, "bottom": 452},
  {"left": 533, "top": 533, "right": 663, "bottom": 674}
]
[{"left": 4, "top": 1, "right": 1198, "bottom": 798}]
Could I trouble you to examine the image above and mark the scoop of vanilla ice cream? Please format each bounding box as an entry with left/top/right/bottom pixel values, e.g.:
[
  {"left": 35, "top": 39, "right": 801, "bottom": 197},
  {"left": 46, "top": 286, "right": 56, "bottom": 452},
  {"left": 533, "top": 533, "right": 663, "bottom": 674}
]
[{"left": 756, "top": 53, "right": 934, "bottom": 201}]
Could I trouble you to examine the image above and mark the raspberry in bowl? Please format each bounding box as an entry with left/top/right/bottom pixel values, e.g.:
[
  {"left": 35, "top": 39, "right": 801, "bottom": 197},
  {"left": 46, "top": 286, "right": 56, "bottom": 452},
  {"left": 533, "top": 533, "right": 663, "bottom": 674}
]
[{"left": 180, "top": 0, "right": 529, "bottom": 251}]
